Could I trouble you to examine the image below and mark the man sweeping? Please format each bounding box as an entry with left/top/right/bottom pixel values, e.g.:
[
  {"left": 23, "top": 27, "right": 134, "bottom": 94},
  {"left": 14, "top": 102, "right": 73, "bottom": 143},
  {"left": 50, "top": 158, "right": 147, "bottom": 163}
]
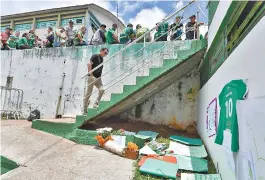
[{"left": 83, "top": 47, "right": 109, "bottom": 114}]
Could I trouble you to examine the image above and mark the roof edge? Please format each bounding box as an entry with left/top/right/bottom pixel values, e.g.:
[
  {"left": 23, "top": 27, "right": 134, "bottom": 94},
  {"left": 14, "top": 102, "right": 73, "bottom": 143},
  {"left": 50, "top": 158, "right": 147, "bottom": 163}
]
[{"left": 1, "top": 3, "right": 125, "bottom": 27}]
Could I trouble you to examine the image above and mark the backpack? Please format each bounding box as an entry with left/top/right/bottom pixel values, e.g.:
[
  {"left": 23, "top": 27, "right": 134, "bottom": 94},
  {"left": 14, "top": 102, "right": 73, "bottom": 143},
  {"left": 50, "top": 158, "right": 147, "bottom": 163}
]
[{"left": 27, "top": 109, "right": 40, "bottom": 121}]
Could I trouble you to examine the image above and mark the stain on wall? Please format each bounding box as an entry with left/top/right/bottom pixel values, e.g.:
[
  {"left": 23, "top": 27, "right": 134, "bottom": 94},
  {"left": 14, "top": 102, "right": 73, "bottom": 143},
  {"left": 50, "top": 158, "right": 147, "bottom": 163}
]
[{"left": 120, "top": 69, "right": 200, "bottom": 130}]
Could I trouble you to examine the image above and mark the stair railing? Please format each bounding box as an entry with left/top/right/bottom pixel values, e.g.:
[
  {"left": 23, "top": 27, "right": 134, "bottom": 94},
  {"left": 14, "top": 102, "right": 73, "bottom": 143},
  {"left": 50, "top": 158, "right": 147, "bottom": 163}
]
[
  {"left": 82, "top": 0, "right": 195, "bottom": 79},
  {"left": 83, "top": 28, "right": 200, "bottom": 101}
]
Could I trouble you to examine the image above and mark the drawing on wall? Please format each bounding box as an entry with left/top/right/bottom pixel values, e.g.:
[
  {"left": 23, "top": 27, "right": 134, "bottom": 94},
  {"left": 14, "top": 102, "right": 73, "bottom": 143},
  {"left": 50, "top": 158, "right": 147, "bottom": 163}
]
[
  {"left": 206, "top": 98, "right": 217, "bottom": 137},
  {"left": 237, "top": 97, "right": 265, "bottom": 180}
]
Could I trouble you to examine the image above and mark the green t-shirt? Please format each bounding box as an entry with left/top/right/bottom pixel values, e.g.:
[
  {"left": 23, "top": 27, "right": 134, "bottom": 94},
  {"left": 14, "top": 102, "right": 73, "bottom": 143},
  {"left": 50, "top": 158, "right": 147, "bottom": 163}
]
[
  {"left": 215, "top": 79, "right": 247, "bottom": 152},
  {"left": 154, "top": 32, "right": 160, "bottom": 41},
  {"left": 157, "top": 22, "right": 168, "bottom": 36},
  {"left": 74, "top": 31, "right": 84, "bottom": 45},
  {"left": 28, "top": 38, "right": 35, "bottom": 47},
  {"left": 119, "top": 27, "right": 134, "bottom": 44},
  {"left": 106, "top": 28, "right": 118, "bottom": 44},
  {"left": 18, "top": 37, "right": 28, "bottom": 47},
  {"left": 7, "top": 40, "right": 17, "bottom": 48}
]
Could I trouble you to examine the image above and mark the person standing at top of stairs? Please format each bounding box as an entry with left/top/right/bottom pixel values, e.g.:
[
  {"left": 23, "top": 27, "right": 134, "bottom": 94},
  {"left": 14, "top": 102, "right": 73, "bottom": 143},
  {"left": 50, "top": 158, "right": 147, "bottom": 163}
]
[{"left": 83, "top": 47, "right": 109, "bottom": 114}]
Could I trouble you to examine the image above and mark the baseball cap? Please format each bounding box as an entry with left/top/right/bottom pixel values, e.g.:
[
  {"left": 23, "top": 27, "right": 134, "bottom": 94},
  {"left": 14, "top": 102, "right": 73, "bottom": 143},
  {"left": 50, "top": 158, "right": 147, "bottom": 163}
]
[
  {"left": 100, "top": 24, "right": 106, "bottom": 28},
  {"left": 69, "top": 20, "right": 74, "bottom": 23},
  {"left": 189, "top": 15, "right": 196, "bottom": 19},
  {"left": 127, "top": 23, "right": 133, "bottom": 27}
]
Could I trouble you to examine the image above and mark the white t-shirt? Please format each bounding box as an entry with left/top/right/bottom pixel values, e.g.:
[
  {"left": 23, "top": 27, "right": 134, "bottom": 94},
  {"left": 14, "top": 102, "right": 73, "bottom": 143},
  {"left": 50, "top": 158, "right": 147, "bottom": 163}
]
[{"left": 66, "top": 26, "right": 77, "bottom": 40}]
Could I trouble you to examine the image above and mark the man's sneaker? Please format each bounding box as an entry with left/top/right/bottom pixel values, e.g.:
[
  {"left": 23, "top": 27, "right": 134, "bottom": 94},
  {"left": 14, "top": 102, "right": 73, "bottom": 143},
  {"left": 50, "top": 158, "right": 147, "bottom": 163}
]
[
  {"left": 93, "top": 102, "right": 99, "bottom": 108},
  {"left": 82, "top": 110, "right": 87, "bottom": 115}
]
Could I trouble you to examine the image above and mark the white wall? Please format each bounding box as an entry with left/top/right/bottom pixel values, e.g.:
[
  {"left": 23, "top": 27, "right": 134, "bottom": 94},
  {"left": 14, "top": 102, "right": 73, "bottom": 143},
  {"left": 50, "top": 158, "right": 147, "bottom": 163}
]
[
  {"left": 89, "top": 7, "right": 123, "bottom": 38},
  {"left": 197, "top": 17, "right": 265, "bottom": 180},
  {"left": 121, "top": 69, "right": 199, "bottom": 129},
  {"left": 0, "top": 41, "right": 186, "bottom": 118},
  {"left": 207, "top": 0, "right": 232, "bottom": 49}
]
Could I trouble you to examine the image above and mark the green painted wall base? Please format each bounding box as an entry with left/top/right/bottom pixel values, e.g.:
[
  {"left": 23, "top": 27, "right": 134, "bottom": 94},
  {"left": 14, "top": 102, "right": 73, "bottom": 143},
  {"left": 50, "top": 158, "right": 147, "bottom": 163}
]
[{"left": 1, "top": 156, "right": 19, "bottom": 175}]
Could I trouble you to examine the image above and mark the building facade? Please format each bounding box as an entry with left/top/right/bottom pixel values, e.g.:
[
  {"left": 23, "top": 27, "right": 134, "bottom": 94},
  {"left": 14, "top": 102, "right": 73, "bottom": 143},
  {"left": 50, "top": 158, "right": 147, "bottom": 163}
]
[
  {"left": 1, "top": 4, "right": 124, "bottom": 42},
  {"left": 197, "top": 1, "right": 265, "bottom": 179}
]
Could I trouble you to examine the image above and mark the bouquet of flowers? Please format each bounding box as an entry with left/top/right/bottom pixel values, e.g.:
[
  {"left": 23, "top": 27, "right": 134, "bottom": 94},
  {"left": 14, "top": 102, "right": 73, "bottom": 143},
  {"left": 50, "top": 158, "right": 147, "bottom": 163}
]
[
  {"left": 95, "top": 127, "right": 113, "bottom": 147},
  {"left": 124, "top": 142, "right": 139, "bottom": 160}
]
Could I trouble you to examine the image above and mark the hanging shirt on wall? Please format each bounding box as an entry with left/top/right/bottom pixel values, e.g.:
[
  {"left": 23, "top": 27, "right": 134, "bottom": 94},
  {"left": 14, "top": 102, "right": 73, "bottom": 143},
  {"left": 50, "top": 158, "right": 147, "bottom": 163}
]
[{"left": 215, "top": 79, "right": 248, "bottom": 152}]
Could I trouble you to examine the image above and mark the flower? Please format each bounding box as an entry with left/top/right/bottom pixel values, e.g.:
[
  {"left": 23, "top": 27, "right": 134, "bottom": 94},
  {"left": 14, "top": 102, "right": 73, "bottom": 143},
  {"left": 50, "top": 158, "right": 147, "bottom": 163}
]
[
  {"left": 127, "top": 142, "right": 138, "bottom": 151},
  {"left": 95, "top": 135, "right": 113, "bottom": 147}
]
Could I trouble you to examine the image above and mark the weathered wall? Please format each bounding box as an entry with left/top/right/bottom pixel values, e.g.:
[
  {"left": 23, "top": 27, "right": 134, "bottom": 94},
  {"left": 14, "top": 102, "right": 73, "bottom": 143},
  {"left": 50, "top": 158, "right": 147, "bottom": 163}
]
[
  {"left": 121, "top": 69, "right": 199, "bottom": 130},
  {"left": 207, "top": 0, "right": 232, "bottom": 49},
  {"left": 197, "top": 17, "right": 265, "bottom": 180},
  {"left": 1, "top": 41, "right": 190, "bottom": 118}
]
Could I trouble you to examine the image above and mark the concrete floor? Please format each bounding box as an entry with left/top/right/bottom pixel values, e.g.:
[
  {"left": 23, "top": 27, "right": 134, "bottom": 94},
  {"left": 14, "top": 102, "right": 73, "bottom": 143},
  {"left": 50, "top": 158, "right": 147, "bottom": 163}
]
[{"left": 1, "top": 120, "right": 134, "bottom": 180}]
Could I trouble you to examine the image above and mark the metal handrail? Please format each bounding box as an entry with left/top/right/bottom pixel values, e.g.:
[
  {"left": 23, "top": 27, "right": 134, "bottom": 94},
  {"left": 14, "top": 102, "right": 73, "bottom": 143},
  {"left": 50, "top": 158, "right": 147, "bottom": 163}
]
[
  {"left": 82, "top": 0, "right": 195, "bottom": 79},
  {"left": 83, "top": 29, "right": 197, "bottom": 100},
  {"left": 84, "top": 15, "right": 195, "bottom": 90}
]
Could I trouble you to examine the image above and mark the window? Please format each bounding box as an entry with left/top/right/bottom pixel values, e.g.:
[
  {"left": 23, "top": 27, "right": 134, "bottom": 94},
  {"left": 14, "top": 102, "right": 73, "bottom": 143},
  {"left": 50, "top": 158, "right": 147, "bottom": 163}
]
[
  {"left": 61, "top": 17, "right": 85, "bottom": 26},
  {"left": 14, "top": 23, "right": 32, "bottom": 31},
  {"left": 1, "top": 25, "right": 10, "bottom": 32},
  {"left": 226, "top": 1, "right": 265, "bottom": 54},
  {"left": 36, "top": 20, "right": 57, "bottom": 29},
  {"left": 200, "top": 1, "right": 265, "bottom": 87}
]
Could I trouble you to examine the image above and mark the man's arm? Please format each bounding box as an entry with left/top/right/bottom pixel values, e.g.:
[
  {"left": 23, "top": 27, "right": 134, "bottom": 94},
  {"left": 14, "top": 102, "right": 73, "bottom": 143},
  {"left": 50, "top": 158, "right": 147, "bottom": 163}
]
[
  {"left": 77, "top": 33, "right": 83, "bottom": 43},
  {"left": 99, "top": 30, "right": 106, "bottom": 43},
  {"left": 87, "top": 60, "right": 93, "bottom": 76},
  {"left": 65, "top": 28, "right": 68, "bottom": 37},
  {"left": 112, "top": 32, "right": 119, "bottom": 43}
]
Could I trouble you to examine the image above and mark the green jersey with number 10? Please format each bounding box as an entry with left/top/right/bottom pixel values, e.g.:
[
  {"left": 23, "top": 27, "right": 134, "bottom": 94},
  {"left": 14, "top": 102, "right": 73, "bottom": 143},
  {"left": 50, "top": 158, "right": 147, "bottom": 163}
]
[{"left": 215, "top": 79, "right": 247, "bottom": 152}]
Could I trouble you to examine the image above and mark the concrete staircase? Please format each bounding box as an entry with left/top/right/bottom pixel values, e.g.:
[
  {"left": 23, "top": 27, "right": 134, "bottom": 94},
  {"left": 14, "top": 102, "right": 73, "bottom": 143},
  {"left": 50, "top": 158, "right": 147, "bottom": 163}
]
[{"left": 32, "top": 40, "right": 206, "bottom": 138}]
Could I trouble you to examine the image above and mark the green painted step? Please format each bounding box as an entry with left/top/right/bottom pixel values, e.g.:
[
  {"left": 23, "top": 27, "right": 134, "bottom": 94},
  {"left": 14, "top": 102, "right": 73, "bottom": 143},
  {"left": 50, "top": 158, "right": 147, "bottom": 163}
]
[
  {"left": 123, "top": 84, "right": 138, "bottom": 94},
  {"left": 163, "top": 59, "right": 178, "bottom": 68},
  {"left": 136, "top": 76, "right": 153, "bottom": 87}
]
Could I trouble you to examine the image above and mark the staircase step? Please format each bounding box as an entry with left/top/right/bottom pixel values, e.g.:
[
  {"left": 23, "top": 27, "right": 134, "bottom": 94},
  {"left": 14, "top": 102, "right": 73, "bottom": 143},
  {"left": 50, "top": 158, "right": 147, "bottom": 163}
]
[
  {"left": 177, "top": 50, "right": 192, "bottom": 59},
  {"left": 86, "top": 108, "right": 99, "bottom": 119},
  {"left": 75, "top": 115, "right": 87, "bottom": 127},
  {"left": 163, "top": 59, "right": 178, "bottom": 68},
  {"left": 149, "top": 67, "right": 168, "bottom": 78},
  {"left": 136, "top": 76, "right": 153, "bottom": 87},
  {"left": 110, "top": 93, "right": 124, "bottom": 104},
  {"left": 123, "top": 84, "right": 138, "bottom": 95},
  {"left": 99, "top": 101, "right": 110, "bottom": 109}
]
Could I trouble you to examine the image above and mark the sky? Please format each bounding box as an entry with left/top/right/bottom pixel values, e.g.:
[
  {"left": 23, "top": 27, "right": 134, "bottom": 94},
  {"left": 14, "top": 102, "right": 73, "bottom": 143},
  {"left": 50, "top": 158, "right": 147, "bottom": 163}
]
[{"left": 0, "top": 0, "right": 208, "bottom": 29}]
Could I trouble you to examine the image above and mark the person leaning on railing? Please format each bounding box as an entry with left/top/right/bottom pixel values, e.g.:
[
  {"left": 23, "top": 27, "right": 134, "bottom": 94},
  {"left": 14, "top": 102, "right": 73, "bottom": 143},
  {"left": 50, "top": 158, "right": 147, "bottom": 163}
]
[
  {"left": 65, "top": 20, "right": 76, "bottom": 47},
  {"left": 18, "top": 33, "right": 30, "bottom": 49},
  {"left": 170, "top": 16, "right": 183, "bottom": 41},
  {"left": 74, "top": 26, "right": 87, "bottom": 46},
  {"left": 185, "top": 15, "right": 204, "bottom": 40},
  {"left": 105, "top": 24, "right": 119, "bottom": 44},
  {"left": 135, "top": 24, "right": 151, "bottom": 43},
  {"left": 91, "top": 24, "right": 107, "bottom": 45},
  {"left": 154, "top": 22, "right": 169, "bottom": 42},
  {"left": 119, "top": 23, "right": 135, "bottom": 44},
  {"left": 1, "top": 27, "right": 12, "bottom": 50},
  {"left": 7, "top": 35, "right": 18, "bottom": 49},
  {"left": 44, "top": 27, "right": 54, "bottom": 48}
]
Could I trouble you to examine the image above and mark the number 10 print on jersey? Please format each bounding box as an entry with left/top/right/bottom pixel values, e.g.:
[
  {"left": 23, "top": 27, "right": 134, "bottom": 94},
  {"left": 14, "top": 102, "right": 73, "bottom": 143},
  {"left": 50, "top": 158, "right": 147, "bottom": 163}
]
[{"left": 215, "top": 80, "right": 248, "bottom": 152}]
